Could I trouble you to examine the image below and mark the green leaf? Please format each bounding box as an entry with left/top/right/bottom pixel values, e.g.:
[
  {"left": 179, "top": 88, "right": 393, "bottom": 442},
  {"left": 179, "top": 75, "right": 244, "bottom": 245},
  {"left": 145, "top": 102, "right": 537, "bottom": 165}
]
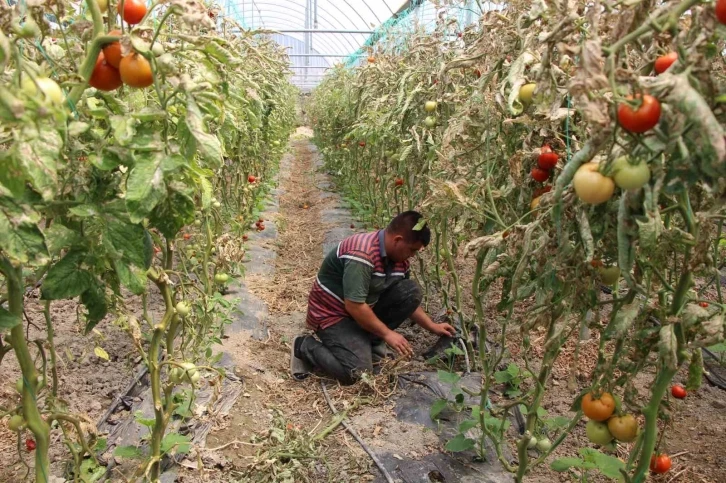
[
  {"left": 160, "top": 433, "right": 191, "bottom": 455},
  {"left": 13, "top": 125, "right": 62, "bottom": 201},
  {"left": 104, "top": 217, "right": 146, "bottom": 268},
  {"left": 458, "top": 419, "right": 479, "bottom": 433},
  {"left": 430, "top": 398, "right": 448, "bottom": 420},
  {"left": 580, "top": 448, "right": 626, "bottom": 480},
  {"left": 133, "top": 410, "right": 155, "bottom": 428},
  {"left": 44, "top": 223, "right": 80, "bottom": 256},
  {"left": 0, "top": 306, "right": 21, "bottom": 332},
  {"left": 161, "top": 154, "right": 186, "bottom": 174},
  {"left": 41, "top": 249, "right": 94, "bottom": 300},
  {"left": 603, "top": 302, "right": 640, "bottom": 340},
  {"left": 113, "top": 445, "right": 144, "bottom": 459},
  {"left": 0, "top": 203, "right": 48, "bottom": 265},
  {"left": 437, "top": 370, "right": 461, "bottom": 385},
  {"left": 148, "top": 188, "right": 195, "bottom": 238},
  {"left": 67, "top": 121, "right": 90, "bottom": 136},
  {"left": 79, "top": 457, "right": 106, "bottom": 482},
  {"left": 444, "top": 434, "right": 475, "bottom": 452},
  {"left": 185, "top": 97, "right": 222, "bottom": 167},
  {"left": 114, "top": 260, "right": 146, "bottom": 294},
  {"left": 412, "top": 217, "right": 427, "bottom": 231},
  {"left": 126, "top": 152, "right": 166, "bottom": 223},
  {"left": 81, "top": 281, "right": 108, "bottom": 333}
]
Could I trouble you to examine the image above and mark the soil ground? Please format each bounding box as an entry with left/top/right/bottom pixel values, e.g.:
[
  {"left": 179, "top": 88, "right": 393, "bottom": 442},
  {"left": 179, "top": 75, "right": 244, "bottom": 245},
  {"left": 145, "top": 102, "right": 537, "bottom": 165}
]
[{"left": 1, "top": 130, "right": 725, "bottom": 482}]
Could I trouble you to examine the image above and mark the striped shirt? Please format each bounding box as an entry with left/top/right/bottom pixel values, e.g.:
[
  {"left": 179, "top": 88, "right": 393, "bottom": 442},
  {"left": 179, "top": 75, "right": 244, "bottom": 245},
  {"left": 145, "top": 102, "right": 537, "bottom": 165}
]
[{"left": 306, "top": 230, "right": 410, "bottom": 330}]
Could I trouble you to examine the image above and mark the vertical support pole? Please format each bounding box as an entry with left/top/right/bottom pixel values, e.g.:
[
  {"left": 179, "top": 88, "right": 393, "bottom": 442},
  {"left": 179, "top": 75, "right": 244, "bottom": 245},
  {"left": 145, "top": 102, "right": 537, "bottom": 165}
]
[
  {"left": 304, "top": 0, "right": 310, "bottom": 87},
  {"left": 313, "top": 0, "right": 318, "bottom": 91}
]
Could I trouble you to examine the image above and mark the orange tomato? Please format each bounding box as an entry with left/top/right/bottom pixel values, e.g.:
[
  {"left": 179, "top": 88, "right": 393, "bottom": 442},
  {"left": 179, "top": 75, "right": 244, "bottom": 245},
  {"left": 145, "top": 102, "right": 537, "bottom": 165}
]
[
  {"left": 581, "top": 392, "right": 615, "bottom": 421},
  {"left": 89, "top": 52, "right": 122, "bottom": 91},
  {"left": 119, "top": 53, "right": 153, "bottom": 88},
  {"left": 103, "top": 30, "right": 123, "bottom": 68}
]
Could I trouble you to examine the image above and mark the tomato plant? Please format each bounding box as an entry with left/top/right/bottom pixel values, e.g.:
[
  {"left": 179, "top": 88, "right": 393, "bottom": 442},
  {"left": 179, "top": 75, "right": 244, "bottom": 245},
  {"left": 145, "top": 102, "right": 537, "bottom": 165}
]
[{"left": 617, "top": 94, "right": 662, "bottom": 133}]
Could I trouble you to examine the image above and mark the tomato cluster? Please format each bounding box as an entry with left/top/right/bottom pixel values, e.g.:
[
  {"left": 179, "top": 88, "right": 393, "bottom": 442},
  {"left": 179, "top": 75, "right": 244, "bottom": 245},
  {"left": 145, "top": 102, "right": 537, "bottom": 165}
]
[
  {"left": 91, "top": 27, "right": 154, "bottom": 91},
  {"left": 582, "top": 392, "right": 640, "bottom": 442}
]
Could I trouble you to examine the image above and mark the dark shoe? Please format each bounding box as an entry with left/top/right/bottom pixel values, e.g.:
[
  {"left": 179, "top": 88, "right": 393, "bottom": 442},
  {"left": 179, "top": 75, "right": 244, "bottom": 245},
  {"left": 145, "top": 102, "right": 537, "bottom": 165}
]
[{"left": 291, "top": 335, "right": 312, "bottom": 381}]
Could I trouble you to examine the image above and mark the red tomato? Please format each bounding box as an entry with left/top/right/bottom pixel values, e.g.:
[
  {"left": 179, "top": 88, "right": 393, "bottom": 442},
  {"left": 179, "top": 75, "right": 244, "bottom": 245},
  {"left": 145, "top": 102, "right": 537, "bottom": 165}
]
[
  {"left": 395, "top": 178, "right": 404, "bottom": 187},
  {"left": 533, "top": 185, "right": 552, "bottom": 197},
  {"left": 650, "top": 454, "right": 672, "bottom": 474},
  {"left": 119, "top": 53, "right": 153, "bottom": 88},
  {"left": 537, "top": 145, "right": 559, "bottom": 170},
  {"left": 716, "top": 0, "right": 726, "bottom": 24},
  {"left": 89, "top": 53, "right": 122, "bottom": 91},
  {"left": 26, "top": 438, "right": 36, "bottom": 451},
  {"left": 699, "top": 302, "right": 709, "bottom": 308},
  {"left": 531, "top": 167, "right": 549, "bottom": 183},
  {"left": 617, "top": 95, "right": 661, "bottom": 133},
  {"left": 671, "top": 384, "right": 687, "bottom": 399},
  {"left": 183, "top": 233, "right": 191, "bottom": 240},
  {"left": 654, "top": 52, "right": 677, "bottom": 74},
  {"left": 122, "top": 0, "right": 147, "bottom": 25},
  {"left": 358, "top": 141, "right": 366, "bottom": 147},
  {"left": 103, "top": 30, "right": 123, "bottom": 69},
  {"left": 242, "top": 235, "right": 248, "bottom": 241},
  {"left": 474, "top": 69, "right": 481, "bottom": 78},
  {"left": 248, "top": 175, "right": 256, "bottom": 183}
]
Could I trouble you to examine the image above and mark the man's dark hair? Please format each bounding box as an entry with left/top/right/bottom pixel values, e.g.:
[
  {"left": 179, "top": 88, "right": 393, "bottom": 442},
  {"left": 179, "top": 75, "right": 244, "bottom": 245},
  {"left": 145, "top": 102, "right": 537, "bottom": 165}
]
[{"left": 386, "top": 211, "right": 431, "bottom": 246}]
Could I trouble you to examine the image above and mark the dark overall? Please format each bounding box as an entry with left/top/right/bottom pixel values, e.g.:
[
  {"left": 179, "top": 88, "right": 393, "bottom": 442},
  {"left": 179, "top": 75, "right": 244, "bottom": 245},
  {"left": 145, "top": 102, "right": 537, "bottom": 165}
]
[{"left": 297, "top": 279, "right": 422, "bottom": 385}]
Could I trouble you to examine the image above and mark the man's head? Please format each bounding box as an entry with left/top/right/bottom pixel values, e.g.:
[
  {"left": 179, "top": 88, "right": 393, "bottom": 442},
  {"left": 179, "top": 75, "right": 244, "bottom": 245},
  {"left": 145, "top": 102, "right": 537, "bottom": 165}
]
[{"left": 384, "top": 211, "right": 431, "bottom": 262}]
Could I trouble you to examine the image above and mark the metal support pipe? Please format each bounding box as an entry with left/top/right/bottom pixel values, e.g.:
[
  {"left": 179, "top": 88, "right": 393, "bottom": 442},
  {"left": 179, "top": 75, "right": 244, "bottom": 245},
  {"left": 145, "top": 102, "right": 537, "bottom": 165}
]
[
  {"left": 273, "top": 29, "right": 375, "bottom": 34},
  {"left": 288, "top": 54, "right": 363, "bottom": 57}
]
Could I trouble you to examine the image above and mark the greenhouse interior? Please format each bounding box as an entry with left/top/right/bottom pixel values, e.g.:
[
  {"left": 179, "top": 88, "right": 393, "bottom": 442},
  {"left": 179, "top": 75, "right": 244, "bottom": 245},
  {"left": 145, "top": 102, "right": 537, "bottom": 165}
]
[{"left": 1, "top": 0, "right": 725, "bottom": 482}]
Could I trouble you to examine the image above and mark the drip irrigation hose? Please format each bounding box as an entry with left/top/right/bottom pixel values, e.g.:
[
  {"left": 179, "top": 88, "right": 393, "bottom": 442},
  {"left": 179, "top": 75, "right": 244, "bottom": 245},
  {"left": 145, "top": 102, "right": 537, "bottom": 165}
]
[
  {"left": 320, "top": 381, "right": 394, "bottom": 483},
  {"left": 458, "top": 338, "right": 471, "bottom": 374},
  {"left": 599, "top": 285, "right": 726, "bottom": 391}
]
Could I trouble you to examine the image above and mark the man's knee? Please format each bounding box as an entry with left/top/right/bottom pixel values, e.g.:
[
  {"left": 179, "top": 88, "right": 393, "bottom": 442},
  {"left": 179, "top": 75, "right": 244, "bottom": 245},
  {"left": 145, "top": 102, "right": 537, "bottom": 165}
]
[
  {"left": 397, "top": 279, "right": 423, "bottom": 307},
  {"left": 339, "top": 361, "right": 373, "bottom": 386}
]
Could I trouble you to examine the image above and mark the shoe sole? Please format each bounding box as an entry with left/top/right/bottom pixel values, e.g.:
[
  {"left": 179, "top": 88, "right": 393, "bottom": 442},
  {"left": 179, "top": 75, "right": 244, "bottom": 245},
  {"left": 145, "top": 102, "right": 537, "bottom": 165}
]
[{"left": 291, "top": 335, "right": 312, "bottom": 381}]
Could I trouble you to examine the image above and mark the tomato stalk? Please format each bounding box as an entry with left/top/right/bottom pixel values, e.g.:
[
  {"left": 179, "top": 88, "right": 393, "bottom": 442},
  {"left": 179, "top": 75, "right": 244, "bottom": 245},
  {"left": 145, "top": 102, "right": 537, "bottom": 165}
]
[{"left": 1, "top": 260, "right": 51, "bottom": 483}]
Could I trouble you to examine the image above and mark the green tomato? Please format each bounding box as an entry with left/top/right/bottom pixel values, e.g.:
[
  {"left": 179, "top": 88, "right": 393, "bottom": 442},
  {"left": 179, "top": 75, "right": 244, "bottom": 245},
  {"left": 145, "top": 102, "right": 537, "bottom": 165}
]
[
  {"left": 170, "top": 362, "right": 200, "bottom": 384},
  {"left": 273, "top": 140, "right": 281, "bottom": 146},
  {"left": 212, "top": 201, "right": 222, "bottom": 209},
  {"left": 8, "top": 415, "right": 25, "bottom": 431},
  {"left": 21, "top": 77, "right": 64, "bottom": 105},
  {"left": 189, "top": 256, "right": 198, "bottom": 265},
  {"left": 527, "top": 436, "right": 538, "bottom": 449},
  {"left": 519, "top": 83, "right": 536, "bottom": 104},
  {"left": 15, "top": 378, "right": 23, "bottom": 393},
  {"left": 424, "top": 100, "right": 437, "bottom": 112},
  {"left": 151, "top": 43, "right": 165, "bottom": 56},
  {"left": 424, "top": 116, "right": 436, "bottom": 128},
  {"left": 598, "top": 266, "right": 621, "bottom": 286},
  {"left": 611, "top": 156, "right": 650, "bottom": 190},
  {"left": 96, "top": 0, "right": 108, "bottom": 13},
  {"left": 193, "top": 219, "right": 201, "bottom": 227},
  {"left": 586, "top": 420, "right": 614, "bottom": 446},
  {"left": 175, "top": 301, "right": 190, "bottom": 317},
  {"left": 536, "top": 437, "right": 552, "bottom": 452},
  {"left": 12, "top": 17, "right": 40, "bottom": 39},
  {"left": 214, "top": 273, "right": 229, "bottom": 284}
]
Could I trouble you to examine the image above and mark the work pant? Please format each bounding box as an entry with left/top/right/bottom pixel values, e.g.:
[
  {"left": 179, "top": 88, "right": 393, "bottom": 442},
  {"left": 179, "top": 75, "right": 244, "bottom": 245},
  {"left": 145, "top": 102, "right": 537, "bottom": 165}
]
[{"left": 299, "top": 279, "right": 422, "bottom": 385}]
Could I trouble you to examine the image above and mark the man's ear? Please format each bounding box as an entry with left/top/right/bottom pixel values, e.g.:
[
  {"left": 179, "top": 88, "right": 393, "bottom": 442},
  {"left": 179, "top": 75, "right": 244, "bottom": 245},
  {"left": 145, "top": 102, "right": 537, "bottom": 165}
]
[{"left": 393, "top": 234, "right": 404, "bottom": 243}]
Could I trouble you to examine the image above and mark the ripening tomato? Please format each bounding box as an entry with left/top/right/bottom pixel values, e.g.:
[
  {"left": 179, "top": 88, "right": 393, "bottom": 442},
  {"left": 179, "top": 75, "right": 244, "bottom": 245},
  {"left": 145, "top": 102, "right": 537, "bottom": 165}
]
[
  {"left": 182, "top": 233, "right": 191, "bottom": 240},
  {"left": 519, "top": 83, "right": 536, "bottom": 104},
  {"left": 530, "top": 196, "right": 541, "bottom": 211},
  {"left": 96, "top": 0, "right": 108, "bottom": 13},
  {"left": 533, "top": 185, "right": 552, "bottom": 198},
  {"left": 716, "top": 0, "right": 726, "bottom": 24},
  {"left": 248, "top": 175, "right": 256, "bottom": 183},
  {"left": 395, "top": 178, "right": 404, "bottom": 187},
  {"left": 617, "top": 94, "right": 661, "bottom": 133},
  {"left": 650, "top": 454, "right": 671, "bottom": 474},
  {"left": 89, "top": 52, "right": 123, "bottom": 91},
  {"left": 598, "top": 265, "right": 621, "bottom": 286},
  {"left": 119, "top": 53, "right": 153, "bottom": 88},
  {"left": 21, "top": 77, "right": 64, "bottom": 105},
  {"left": 671, "top": 384, "right": 687, "bottom": 399},
  {"left": 103, "top": 30, "right": 123, "bottom": 68},
  {"left": 607, "top": 414, "right": 639, "bottom": 442},
  {"left": 654, "top": 52, "right": 677, "bottom": 74},
  {"left": 367, "top": 56, "right": 375, "bottom": 63},
  {"left": 581, "top": 392, "right": 616, "bottom": 421},
  {"left": 531, "top": 167, "right": 549, "bottom": 183},
  {"left": 425, "top": 101, "right": 437, "bottom": 112},
  {"left": 122, "top": 0, "right": 147, "bottom": 25},
  {"left": 537, "top": 145, "right": 559, "bottom": 170},
  {"left": 573, "top": 163, "right": 614, "bottom": 205}
]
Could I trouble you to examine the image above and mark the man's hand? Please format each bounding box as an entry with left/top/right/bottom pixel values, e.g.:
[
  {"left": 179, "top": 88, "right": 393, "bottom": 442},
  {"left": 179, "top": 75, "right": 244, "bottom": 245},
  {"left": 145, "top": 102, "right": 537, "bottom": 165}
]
[
  {"left": 431, "top": 322, "right": 457, "bottom": 337},
  {"left": 383, "top": 331, "right": 413, "bottom": 357}
]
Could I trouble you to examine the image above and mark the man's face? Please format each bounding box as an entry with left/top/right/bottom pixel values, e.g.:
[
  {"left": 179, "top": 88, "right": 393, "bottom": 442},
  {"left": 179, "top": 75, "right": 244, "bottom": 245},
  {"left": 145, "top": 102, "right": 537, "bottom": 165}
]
[{"left": 390, "top": 236, "right": 424, "bottom": 263}]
